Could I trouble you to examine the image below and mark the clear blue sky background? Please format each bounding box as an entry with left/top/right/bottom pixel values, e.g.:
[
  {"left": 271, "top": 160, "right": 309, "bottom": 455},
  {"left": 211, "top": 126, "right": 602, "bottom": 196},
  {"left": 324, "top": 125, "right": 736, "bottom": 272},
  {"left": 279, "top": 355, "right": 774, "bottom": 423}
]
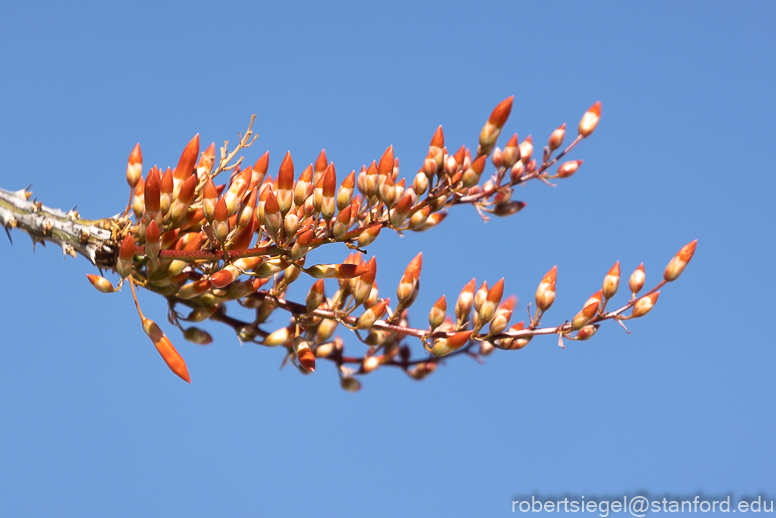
[{"left": 1, "top": 2, "right": 774, "bottom": 516}]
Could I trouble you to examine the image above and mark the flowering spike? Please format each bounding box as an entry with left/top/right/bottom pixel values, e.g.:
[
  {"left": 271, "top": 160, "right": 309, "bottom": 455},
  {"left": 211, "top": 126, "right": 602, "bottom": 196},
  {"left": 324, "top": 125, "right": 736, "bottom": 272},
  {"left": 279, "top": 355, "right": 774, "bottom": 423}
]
[
  {"left": 664, "top": 239, "right": 698, "bottom": 282},
  {"left": 126, "top": 143, "right": 143, "bottom": 188}
]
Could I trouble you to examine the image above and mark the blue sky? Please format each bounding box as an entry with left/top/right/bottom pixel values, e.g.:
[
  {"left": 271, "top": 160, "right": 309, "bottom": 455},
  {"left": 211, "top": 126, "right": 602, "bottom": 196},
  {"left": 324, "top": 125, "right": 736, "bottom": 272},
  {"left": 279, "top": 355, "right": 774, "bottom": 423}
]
[{"left": 0, "top": 2, "right": 774, "bottom": 516}]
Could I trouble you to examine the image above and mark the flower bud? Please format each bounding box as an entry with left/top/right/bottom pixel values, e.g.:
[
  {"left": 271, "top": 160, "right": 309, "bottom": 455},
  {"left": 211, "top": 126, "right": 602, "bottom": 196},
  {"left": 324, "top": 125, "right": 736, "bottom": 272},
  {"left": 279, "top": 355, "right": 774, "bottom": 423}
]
[
  {"left": 579, "top": 101, "right": 601, "bottom": 137},
  {"left": 315, "top": 318, "right": 338, "bottom": 343},
  {"left": 86, "top": 274, "right": 117, "bottom": 293},
  {"left": 407, "top": 361, "right": 437, "bottom": 380},
  {"left": 455, "top": 278, "right": 477, "bottom": 324},
  {"left": 478, "top": 278, "right": 504, "bottom": 324},
  {"left": 629, "top": 263, "right": 646, "bottom": 295},
  {"left": 357, "top": 223, "right": 381, "bottom": 247},
  {"left": 478, "top": 96, "right": 513, "bottom": 156},
  {"left": 340, "top": 375, "right": 361, "bottom": 392},
  {"left": 488, "top": 296, "right": 515, "bottom": 336},
  {"left": 337, "top": 170, "right": 355, "bottom": 210},
  {"left": 141, "top": 317, "right": 190, "bottom": 382},
  {"left": 145, "top": 220, "right": 160, "bottom": 259},
  {"left": 461, "top": 155, "right": 486, "bottom": 188},
  {"left": 203, "top": 177, "right": 218, "bottom": 223},
  {"left": 429, "top": 295, "right": 446, "bottom": 330},
  {"left": 198, "top": 142, "right": 216, "bottom": 178},
  {"left": 117, "top": 233, "right": 135, "bottom": 278},
  {"left": 357, "top": 299, "right": 389, "bottom": 329},
  {"left": 183, "top": 327, "right": 213, "bottom": 345},
  {"left": 501, "top": 134, "right": 520, "bottom": 168},
  {"left": 571, "top": 300, "right": 600, "bottom": 330},
  {"left": 132, "top": 175, "right": 145, "bottom": 219},
  {"left": 602, "top": 261, "right": 620, "bottom": 300},
  {"left": 430, "top": 330, "right": 473, "bottom": 357},
  {"left": 224, "top": 167, "right": 252, "bottom": 216},
  {"left": 293, "top": 337, "right": 315, "bottom": 372},
  {"left": 663, "top": 239, "right": 697, "bottom": 282},
  {"left": 126, "top": 143, "right": 143, "bottom": 188},
  {"left": 535, "top": 266, "right": 557, "bottom": 312},
  {"left": 632, "top": 291, "right": 659, "bottom": 318},
  {"left": 264, "top": 326, "right": 294, "bottom": 346},
  {"left": 306, "top": 279, "right": 325, "bottom": 314},
  {"left": 557, "top": 160, "right": 582, "bottom": 178},
  {"left": 575, "top": 324, "right": 599, "bottom": 341},
  {"left": 178, "top": 278, "right": 212, "bottom": 299},
  {"left": 548, "top": 123, "right": 566, "bottom": 152},
  {"left": 491, "top": 147, "right": 503, "bottom": 169},
  {"left": 519, "top": 136, "right": 533, "bottom": 164},
  {"left": 307, "top": 263, "right": 369, "bottom": 279},
  {"left": 321, "top": 163, "right": 337, "bottom": 220},
  {"left": 213, "top": 196, "right": 230, "bottom": 245}
]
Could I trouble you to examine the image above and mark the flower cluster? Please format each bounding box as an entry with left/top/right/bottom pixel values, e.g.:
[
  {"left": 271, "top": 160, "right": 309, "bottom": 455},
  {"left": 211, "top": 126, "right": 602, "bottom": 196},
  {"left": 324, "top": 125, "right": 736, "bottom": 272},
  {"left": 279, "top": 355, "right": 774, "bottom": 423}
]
[{"left": 80, "top": 98, "right": 695, "bottom": 389}]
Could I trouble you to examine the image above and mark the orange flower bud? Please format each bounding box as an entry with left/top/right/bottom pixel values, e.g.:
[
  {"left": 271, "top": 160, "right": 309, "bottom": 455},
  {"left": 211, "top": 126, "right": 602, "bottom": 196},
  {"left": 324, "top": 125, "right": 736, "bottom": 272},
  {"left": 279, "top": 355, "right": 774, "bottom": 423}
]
[
  {"left": 579, "top": 101, "right": 601, "bottom": 137},
  {"left": 629, "top": 263, "right": 646, "bottom": 295},
  {"left": 378, "top": 145, "right": 394, "bottom": 176},
  {"left": 294, "top": 164, "right": 313, "bottom": 207},
  {"left": 337, "top": 170, "right": 355, "bottom": 210},
  {"left": 276, "top": 151, "right": 295, "bottom": 215},
  {"left": 357, "top": 299, "right": 389, "bottom": 329},
  {"left": 352, "top": 256, "right": 376, "bottom": 305},
  {"left": 117, "top": 234, "right": 135, "bottom": 278},
  {"left": 473, "top": 280, "right": 489, "bottom": 314},
  {"left": 602, "top": 261, "right": 620, "bottom": 300},
  {"left": 488, "top": 296, "right": 515, "bottom": 336},
  {"left": 478, "top": 278, "right": 504, "bottom": 324},
  {"left": 499, "top": 322, "right": 531, "bottom": 350},
  {"left": 183, "top": 327, "right": 213, "bottom": 345},
  {"left": 663, "top": 239, "right": 697, "bottom": 282},
  {"left": 263, "top": 189, "right": 283, "bottom": 237},
  {"left": 250, "top": 151, "right": 269, "bottom": 188},
  {"left": 291, "top": 228, "right": 314, "bottom": 259},
  {"left": 389, "top": 193, "right": 413, "bottom": 227},
  {"left": 314, "top": 149, "right": 328, "bottom": 184},
  {"left": 510, "top": 161, "right": 525, "bottom": 183},
  {"left": 126, "top": 143, "right": 143, "bottom": 188},
  {"left": 575, "top": 324, "right": 599, "bottom": 341},
  {"left": 632, "top": 291, "right": 659, "bottom": 318},
  {"left": 332, "top": 204, "right": 351, "bottom": 239},
  {"left": 141, "top": 317, "right": 190, "bottom": 383},
  {"left": 489, "top": 95, "right": 513, "bottom": 127},
  {"left": 159, "top": 167, "right": 173, "bottom": 216},
  {"left": 535, "top": 265, "right": 557, "bottom": 312},
  {"left": 264, "top": 326, "right": 294, "bottom": 346},
  {"left": 501, "top": 134, "right": 520, "bottom": 169},
  {"left": 462, "top": 155, "right": 487, "bottom": 187},
  {"left": 429, "top": 295, "right": 446, "bottom": 330},
  {"left": 169, "top": 174, "right": 197, "bottom": 225},
  {"left": 414, "top": 212, "right": 446, "bottom": 232},
  {"left": 173, "top": 134, "right": 199, "bottom": 182},
  {"left": 210, "top": 265, "right": 240, "bottom": 288},
  {"left": 197, "top": 142, "right": 216, "bottom": 178},
  {"left": 293, "top": 337, "right": 316, "bottom": 372},
  {"left": 548, "top": 124, "right": 566, "bottom": 152},
  {"left": 320, "top": 163, "right": 337, "bottom": 220},
  {"left": 224, "top": 167, "right": 252, "bottom": 216},
  {"left": 455, "top": 278, "right": 477, "bottom": 324},
  {"left": 178, "top": 278, "right": 212, "bottom": 299},
  {"left": 491, "top": 147, "right": 503, "bottom": 169},
  {"left": 203, "top": 177, "right": 217, "bottom": 223},
  {"left": 307, "top": 263, "right": 370, "bottom": 279},
  {"left": 145, "top": 220, "right": 160, "bottom": 259},
  {"left": 430, "top": 330, "right": 473, "bottom": 357},
  {"left": 519, "top": 135, "right": 533, "bottom": 164},
  {"left": 213, "top": 196, "right": 230, "bottom": 245},
  {"left": 306, "top": 279, "right": 325, "bottom": 314},
  {"left": 86, "top": 274, "right": 117, "bottom": 293},
  {"left": 557, "top": 160, "right": 582, "bottom": 178},
  {"left": 315, "top": 318, "right": 338, "bottom": 343},
  {"left": 357, "top": 223, "right": 381, "bottom": 247},
  {"left": 144, "top": 168, "right": 161, "bottom": 223},
  {"left": 571, "top": 300, "right": 600, "bottom": 330},
  {"left": 131, "top": 175, "right": 145, "bottom": 219}
]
